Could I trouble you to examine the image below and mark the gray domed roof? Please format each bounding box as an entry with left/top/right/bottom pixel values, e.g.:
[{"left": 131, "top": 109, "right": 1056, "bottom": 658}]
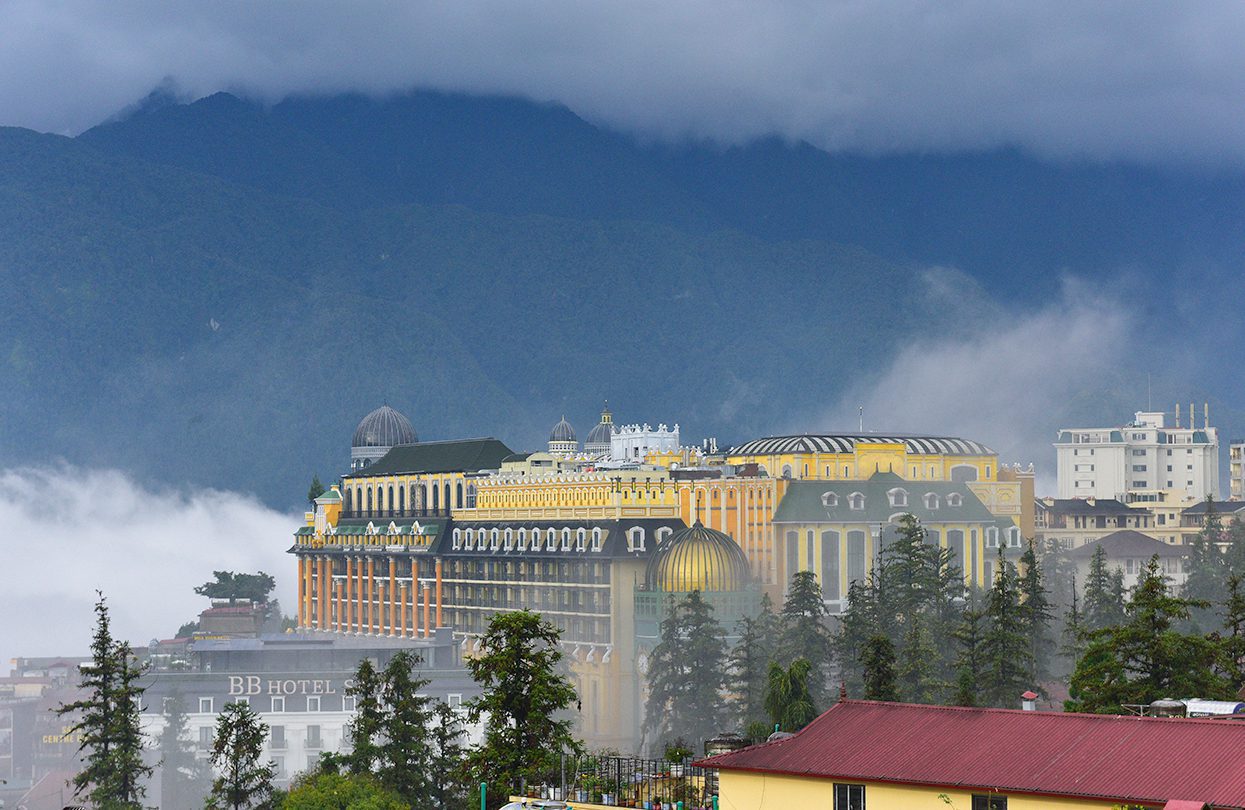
[
  {"left": 586, "top": 421, "right": 614, "bottom": 445},
  {"left": 550, "top": 416, "right": 576, "bottom": 443},
  {"left": 352, "top": 405, "right": 416, "bottom": 448}
]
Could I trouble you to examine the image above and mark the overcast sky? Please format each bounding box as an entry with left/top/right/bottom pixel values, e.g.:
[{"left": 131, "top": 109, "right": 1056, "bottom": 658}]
[{"left": 2, "top": 1, "right": 1243, "bottom": 164}]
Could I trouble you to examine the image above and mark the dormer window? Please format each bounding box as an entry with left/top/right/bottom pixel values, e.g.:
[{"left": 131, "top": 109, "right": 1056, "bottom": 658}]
[
  {"left": 821, "top": 492, "right": 839, "bottom": 509},
  {"left": 947, "top": 493, "right": 963, "bottom": 508},
  {"left": 888, "top": 488, "right": 908, "bottom": 508},
  {"left": 561, "top": 528, "right": 572, "bottom": 551},
  {"left": 924, "top": 493, "right": 940, "bottom": 510},
  {"left": 452, "top": 528, "right": 462, "bottom": 550},
  {"left": 503, "top": 529, "right": 514, "bottom": 551},
  {"left": 1007, "top": 526, "right": 1022, "bottom": 548},
  {"left": 517, "top": 528, "right": 527, "bottom": 551},
  {"left": 546, "top": 529, "right": 557, "bottom": 551},
  {"left": 656, "top": 526, "right": 673, "bottom": 546},
  {"left": 849, "top": 492, "right": 865, "bottom": 511},
  {"left": 592, "top": 528, "right": 603, "bottom": 552},
  {"left": 576, "top": 528, "right": 587, "bottom": 552},
  {"left": 464, "top": 529, "right": 475, "bottom": 550},
  {"left": 628, "top": 526, "right": 647, "bottom": 552},
  {"left": 986, "top": 526, "right": 1000, "bottom": 548},
  {"left": 491, "top": 528, "right": 500, "bottom": 551}
]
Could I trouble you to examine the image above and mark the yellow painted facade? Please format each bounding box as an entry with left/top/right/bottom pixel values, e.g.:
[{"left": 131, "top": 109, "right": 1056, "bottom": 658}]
[{"left": 717, "top": 771, "right": 1154, "bottom": 810}]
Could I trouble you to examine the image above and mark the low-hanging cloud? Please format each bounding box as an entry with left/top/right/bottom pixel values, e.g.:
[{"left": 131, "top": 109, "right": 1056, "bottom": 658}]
[
  {"left": 1, "top": 2, "right": 1244, "bottom": 165},
  {"left": 0, "top": 465, "right": 296, "bottom": 671},
  {"left": 818, "top": 278, "right": 1132, "bottom": 492}
]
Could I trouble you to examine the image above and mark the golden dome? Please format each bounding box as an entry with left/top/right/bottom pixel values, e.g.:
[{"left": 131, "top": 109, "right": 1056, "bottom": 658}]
[{"left": 645, "top": 521, "right": 751, "bottom": 593}]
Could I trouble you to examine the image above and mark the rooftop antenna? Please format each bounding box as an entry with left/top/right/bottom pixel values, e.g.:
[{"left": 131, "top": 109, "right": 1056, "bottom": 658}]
[{"left": 859, "top": 406, "right": 864, "bottom": 433}]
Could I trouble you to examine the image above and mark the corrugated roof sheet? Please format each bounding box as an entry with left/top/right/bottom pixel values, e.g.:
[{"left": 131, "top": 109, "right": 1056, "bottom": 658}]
[
  {"left": 699, "top": 700, "right": 1245, "bottom": 807},
  {"left": 728, "top": 434, "right": 995, "bottom": 457}
]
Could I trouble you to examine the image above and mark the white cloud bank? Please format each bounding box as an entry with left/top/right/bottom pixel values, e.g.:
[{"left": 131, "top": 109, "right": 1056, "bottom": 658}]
[
  {"left": 1, "top": 2, "right": 1244, "bottom": 164},
  {"left": 0, "top": 466, "right": 296, "bottom": 671},
  {"left": 818, "top": 279, "right": 1132, "bottom": 492}
]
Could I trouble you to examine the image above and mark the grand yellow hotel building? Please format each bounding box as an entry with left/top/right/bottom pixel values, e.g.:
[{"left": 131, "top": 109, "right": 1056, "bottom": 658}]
[{"left": 291, "top": 405, "right": 1033, "bottom": 749}]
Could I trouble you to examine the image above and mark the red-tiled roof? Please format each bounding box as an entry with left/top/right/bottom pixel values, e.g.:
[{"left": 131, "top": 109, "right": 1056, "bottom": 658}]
[{"left": 697, "top": 701, "right": 1245, "bottom": 807}]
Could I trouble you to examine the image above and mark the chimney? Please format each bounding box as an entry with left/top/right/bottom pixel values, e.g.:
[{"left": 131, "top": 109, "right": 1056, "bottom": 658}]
[
  {"left": 1205, "top": 401, "right": 1210, "bottom": 429},
  {"left": 1191, "top": 403, "right": 1195, "bottom": 431},
  {"left": 1021, "top": 691, "right": 1038, "bottom": 711},
  {"left": 1176, "top": 402, "right": 1181, "bottom": 428}
]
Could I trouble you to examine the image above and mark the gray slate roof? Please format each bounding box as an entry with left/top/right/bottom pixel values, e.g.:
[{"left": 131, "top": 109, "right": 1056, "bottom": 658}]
[
  {"left": 1068, "top": 530, "right": 1185, "bottom": 558},
  {"left": 772, "top": 472, "right": 998, "bottom": 524},
  {"left": 347, "top": 438, "right": 513, "bottom": 477}
]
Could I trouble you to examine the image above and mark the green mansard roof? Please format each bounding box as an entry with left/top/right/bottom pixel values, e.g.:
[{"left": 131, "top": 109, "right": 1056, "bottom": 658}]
[
  {"left": 347, "top": 437, "right": 514, "bottom": 477},
  {"left": 773, "top": 472, "right": 998, "bottom": 524}
]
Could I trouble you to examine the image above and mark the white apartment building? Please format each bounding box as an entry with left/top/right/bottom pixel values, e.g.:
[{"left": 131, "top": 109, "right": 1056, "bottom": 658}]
[
  {"left": 1055, "top": 407, "right": 1220, "bottom": 502},
  {"left": 1231, "top": 440, "right": 1244, "bottom": 500}
]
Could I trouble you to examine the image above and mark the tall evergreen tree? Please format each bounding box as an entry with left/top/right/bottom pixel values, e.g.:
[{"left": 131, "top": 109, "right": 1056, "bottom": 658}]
[
  {"left": 466, "top": 610, "right": 580, "bottom": 799},
  {"left": 427, "top": 700, "right": 469, "bottom": 810},
  {"left": 860, "top": 634, "right": 899, "bottom": 702},
  {"left": 158, "top": 693, "right": 211, "bottom": 810},
  {"left": 952, "top": 596, "right": 987, "bottom": 707},
  {"left": 56, "top": 592, "right": 152, "bottom": 810},
  {"left": 307, "top": 474, "right": 326, "bottom": 506},
  {"left": 764, "top": 659, "right": 817, "bottom": 732},
  {"left": 342, "top": 657, "right": 384, "bottom": 775},
  {"left": 206, "top": 702, "right": 276, "bottom": 810},
  {"left": 377, "top": 651, "right": 434, "bottom": 805},
  {"left": 779, "top": 571, "right": 834, "bottom": 705},
  {"left": 1017, "top": 541, "right": 1055, "bottom": 689},
  {"left": 1060, "top": 576, "right": 1086, "bottom": 668},
  {"left": 832, "top": 577, "right": 881, "bottom": 697},
  {"left": 727, "top": 593, "right": 780, "bottom": 734},
  {"left": 980, "top": 549, "right": 1033, "bottom": 707},
  {"left": 1183, "top": 497, "right": 1228, "bottom": 630},
  {"left": 1067, "top": 556, "right": 1231, "bottom": 713},
  {"left": 643, "top": 591, "right": 728, "bottom": 753},
  {"left": 1221, "top": 574, "right": 1245, "bottom": 691},
  {"left": 896, "top": 614, "right": 938, "bottom": 703},
  {"left": 1225, "top": 516, "right": 1245, "bottom": 577},
  {"left": 1082, "top": 546, "right": 1126, "bottom": 631}
]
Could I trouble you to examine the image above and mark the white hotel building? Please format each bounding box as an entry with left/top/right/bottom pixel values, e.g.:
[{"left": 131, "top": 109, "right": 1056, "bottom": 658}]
[{"left": 1055, "top": 408, "right": 1220, "bottom": 503}]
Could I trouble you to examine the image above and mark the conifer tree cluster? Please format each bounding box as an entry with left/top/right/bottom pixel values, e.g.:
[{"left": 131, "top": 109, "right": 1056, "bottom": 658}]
[
  {"left": 56, "top": 593, "right": 153, "bottom": 810},
  {"left": 643, "top": 591, "right": 729, "bottom": 753}
]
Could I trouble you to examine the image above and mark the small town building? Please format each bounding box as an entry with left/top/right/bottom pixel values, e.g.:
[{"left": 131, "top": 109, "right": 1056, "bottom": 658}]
[
  {"left": 700, "top": 700, "right": 1245, "bottom": 809},
  {"left": 1068, "top": 529, "right": 1188, "bottom": 590}
]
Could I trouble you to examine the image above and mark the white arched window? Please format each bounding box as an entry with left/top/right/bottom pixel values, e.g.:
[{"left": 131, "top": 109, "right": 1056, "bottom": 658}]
[
  {"left": 546, "top": 529, "right": 557, "bottom": 551},
  {"left": 1007, "top": 526, "right": 1022, "bottom": 548},
  {"left": 503, "top": 528, "right": 514, "bottom": 551},
  {"left": 986, "top": 526, "right": 1000, "bottom": 548},
  {"left": 561, "top": 528, "right": 572, "bottom": 551},
  {"left": 576, "top": 528, "right": 587, "bottom": 551},
  {"left": 924, "top": 493, "right": 940, "bottom": 510},
  {"left": 518, "top": 528, "right": 529, "bottom": 551},
  {"left": 821, "top": 492, "right": 839, "bottom": 509},
  {"left": 947, "top": 493, "right": 963, "bottom": 507},
  {"left": 628, "top": 526, "right": 646, "bottom": 552},
  {"left": 491, "top": 528, "right": 500, "bottom": 551},
  {"left": 656, "top": 526, "right": 673, "bottom": 546},
  {"left": 591, "top": 528, "right": 603, "bottom": 552},
  {"left": 888, "top": 488, "right": 908, "bottom": 508},
  {"left": 464, "top": 529, "right": 475, "bottom": 550},
  {"left": 849, "top": 492, "right": 865, "bottom": 511},
  {"left": 452, "top": 528, "right": 462, "bottom": 550}
]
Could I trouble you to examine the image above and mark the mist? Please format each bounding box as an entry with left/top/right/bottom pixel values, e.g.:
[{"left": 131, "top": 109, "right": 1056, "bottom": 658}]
[
  {"left": 817, "top": 276, "right": 1133, "bottom": 493},
  {"left": 2, "top": 2, "right": 1244, "bottom": 165},
  {"left": 0, "top": 465, "right": 296, "bottom": 671}
]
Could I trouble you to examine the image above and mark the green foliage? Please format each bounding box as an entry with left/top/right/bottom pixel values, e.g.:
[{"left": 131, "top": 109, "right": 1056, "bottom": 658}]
[
  {"left": 779, "top": 571, "right": 834, "bottom": 705},
  {"left": 1223, "top": 574, "right": 1245, "bottom": 690},
  {"left": 56, "top": 592, "right": 153, "bottom": 809},
  {"left": 195, "top": 571, "right": 277, "bottom": 605},
  {"left": 860, "top": 634, "right": 899, "bottom": 702},
  {"left": 307, "top": 475, "right": 326, "bottom": 506},
  {"left": 727, "top": 593, "right": 780, "bottom": 733},
  {"left": 643, "top": 591, "right": 728, "bottom": 754},
  {"left": 764, "top": 659, "right": 818, "bottom": 732},
  {"left": 1067, "top": 556, "right": 1233, "bottom": 713},
  {"left": 980, "top": 549, "right": 1033, "bottom": 707},
  {"left": 1183, "top": 497, "right": 1228, "bottom": 630},
  {"left": 427, "top": 700, "right": 470, "bottom": 810},
  {"left": 897, "top": 615, "right": 940, "bottom": 703},
  {"left": 207, "top": 702, "right": 276, "bottom": 810},
  {"left": 158, "top": 693, "right": 211, "bottom": 810},
  {"left": 1082, "top": 546, "right": 1126, "bottom": 632},
  {"left": 342, "top": 659, "right": 384, "bottom": 775},
  {"left": 1017, "top": 541, "right": 1055, "bottom": 690},
  {"left": 952, "top": 596, "right": 987, "bottom": 707},
  {"left": 279, "top": 772, "right": 406, "bottom": 810},
  {"left": 175, "top": 620, "right": 200, "bottom": 639},
  {"left": 375, "top": 651, "right": 434, "bottom": 803},
  {"left": 466, "top": 610, "right": 581, "bottom": 798}
]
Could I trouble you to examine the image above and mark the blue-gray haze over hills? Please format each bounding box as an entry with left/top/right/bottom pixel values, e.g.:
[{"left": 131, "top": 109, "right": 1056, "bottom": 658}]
[{"left": 2, "top": 90, "right": 1243, "bottom": 508}]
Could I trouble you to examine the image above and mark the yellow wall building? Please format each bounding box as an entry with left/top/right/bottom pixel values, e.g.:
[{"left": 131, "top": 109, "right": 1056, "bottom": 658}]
[{"left": 702, "top": 700, "right": 1244, "bottom": 810}]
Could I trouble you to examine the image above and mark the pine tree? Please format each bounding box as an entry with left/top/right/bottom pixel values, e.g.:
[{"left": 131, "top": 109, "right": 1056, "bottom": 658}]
[
  {"left": 1083, "top": 546, "right": 1125, "bottom": 631},
  {"left": 1060, "top": 576, "right": 1086, "bottom": 668},
  {"left": 860, "top": 634, "right": 899, "bottom": 702},
  {"left": 643, "top": 591, "right": 728, "bottom": 753},
  {"left": 779, "top": 571, "right": 834, "bottom": 705},
  {"left": 1183, "top": 497, "right": 1228, "bottom": 630},
  {"left": 896, "top": 615, "right": 938, "bottom": 703},
  {"left": 763, "top": 659, "right": 817, "bottom": 732},
  {"left": 343, "top": 657, "right": 384, "bottom": 775},
  {"left": 727, "top": 593, "right": 779, "bottom": 734},
  {"left": 466, "top": 610, "right": 580, "bottom": 797},
  {"left": 1067, "top": 556, "right": 1231, "bottom": 713},
  {"left": 1221, "top": 574, "right": 1245, "bottom": 691},
  {"left": 56, "top": 592, "right": 153, "bottom": 809},
  {"left": 377, "top": 651, "right": 434, "bottom": 804},
  {"left": 952, "top": 597, "right": 987, "bottom": 707},
  {"left": 307, "top": 474, "right": 326, "bottom": 506},
  {"left": 878, "top": 515, "right": 941, "bottom": 625},
  {"left": 1017, "top": 541, "right": 1055, "bottom": 690},
  {"left": 206, "top": 702, "right": 276, "bottom": 810},
  {"left": 427, "top": 700, "right": 469, "bottom": 810},
  {"left": 1226, "top": 516, "right": 1245, "bottom": 578},
  {"left": 980, "top": 549, "right": 1033, "bottom": 708},
  {"left": 832, "top": 577, "right": 881, "bottom": 697},
  {"left": 158, "top": 693, "right": 211, "bottom": 810}
]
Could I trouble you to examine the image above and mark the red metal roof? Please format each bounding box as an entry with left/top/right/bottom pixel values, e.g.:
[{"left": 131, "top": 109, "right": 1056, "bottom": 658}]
[{"left": 697, "top": 700, "right": 1245, "bottom": 807}]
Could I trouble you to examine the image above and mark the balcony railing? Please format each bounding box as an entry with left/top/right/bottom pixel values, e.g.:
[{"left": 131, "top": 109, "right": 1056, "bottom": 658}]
[
  {"left": 339, "top": 507, "right": 452, "bottom": 520},
  {"left": 519, "top": 754, "right": 718, "bottom": 810}
]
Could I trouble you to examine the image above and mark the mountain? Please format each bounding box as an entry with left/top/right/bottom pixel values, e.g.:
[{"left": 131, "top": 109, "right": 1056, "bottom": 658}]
[{"left": 2, "top": 90, "right": 1242, "bottom": 507}]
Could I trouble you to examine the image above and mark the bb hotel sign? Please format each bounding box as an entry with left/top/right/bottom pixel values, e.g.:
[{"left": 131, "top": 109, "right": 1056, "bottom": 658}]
[{"left": 227, "top": 676, "right": 353, "bottom": 696}]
